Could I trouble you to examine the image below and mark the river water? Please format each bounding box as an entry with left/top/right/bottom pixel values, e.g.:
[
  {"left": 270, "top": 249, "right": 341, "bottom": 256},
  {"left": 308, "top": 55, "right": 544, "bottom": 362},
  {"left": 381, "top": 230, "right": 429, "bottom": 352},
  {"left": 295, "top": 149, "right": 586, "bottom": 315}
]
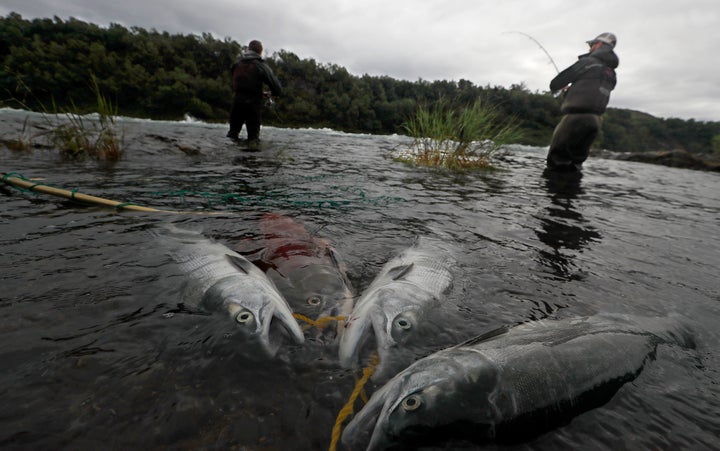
[{"left": 1, "top": 108, "right": 719, "bottom": 450}]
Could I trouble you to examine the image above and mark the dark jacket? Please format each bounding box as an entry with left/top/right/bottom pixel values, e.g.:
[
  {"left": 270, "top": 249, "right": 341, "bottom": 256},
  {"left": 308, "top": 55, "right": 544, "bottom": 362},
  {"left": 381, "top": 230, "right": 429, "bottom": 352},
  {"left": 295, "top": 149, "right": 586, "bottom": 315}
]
[
  {"left": 230, "top": 50, "right": 283, "bottom": 103},
  {"left": 550, "top": 44, "right": 618, "bottom": 115}
]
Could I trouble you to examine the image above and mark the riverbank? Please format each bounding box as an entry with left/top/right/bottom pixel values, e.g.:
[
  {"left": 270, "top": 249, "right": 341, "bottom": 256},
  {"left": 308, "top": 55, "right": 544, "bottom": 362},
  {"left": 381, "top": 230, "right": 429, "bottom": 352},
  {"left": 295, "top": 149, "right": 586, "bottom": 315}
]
[{"left": 592, "top": 148, "right": 720, "bottom": 172}]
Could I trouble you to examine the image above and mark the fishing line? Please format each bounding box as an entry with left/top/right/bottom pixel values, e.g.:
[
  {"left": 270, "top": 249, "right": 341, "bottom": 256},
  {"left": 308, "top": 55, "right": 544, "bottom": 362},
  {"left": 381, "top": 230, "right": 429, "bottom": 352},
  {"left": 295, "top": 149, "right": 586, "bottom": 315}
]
[{"left": 504, "top": 31, "right": 560, "bottom": 74}]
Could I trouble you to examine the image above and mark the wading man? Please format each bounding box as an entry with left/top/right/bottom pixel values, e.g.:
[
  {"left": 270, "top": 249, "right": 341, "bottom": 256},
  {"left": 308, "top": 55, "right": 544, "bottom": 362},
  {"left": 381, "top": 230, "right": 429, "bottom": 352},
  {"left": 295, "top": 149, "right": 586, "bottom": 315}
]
[
  {"left": 227, "top": 40, "right": 283, "bottom": 144},
  {"left": 546, "top": 32, "right": 618, "bottom": 171}
]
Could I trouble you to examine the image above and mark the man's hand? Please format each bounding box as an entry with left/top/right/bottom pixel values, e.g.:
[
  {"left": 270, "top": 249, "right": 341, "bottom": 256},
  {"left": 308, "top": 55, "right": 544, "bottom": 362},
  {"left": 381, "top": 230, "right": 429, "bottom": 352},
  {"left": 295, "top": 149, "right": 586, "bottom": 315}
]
[{"left": 263, "top": 91, "right": 275, "bottom": 107}]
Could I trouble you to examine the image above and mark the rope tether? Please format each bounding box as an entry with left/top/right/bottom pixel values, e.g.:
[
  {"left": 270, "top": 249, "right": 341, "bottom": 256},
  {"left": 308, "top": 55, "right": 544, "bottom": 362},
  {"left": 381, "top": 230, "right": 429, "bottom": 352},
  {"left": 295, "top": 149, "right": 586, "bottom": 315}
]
[
  {"left": 290, "top": 313, "right": 378, "bottom": 451},
  {"left": 292, "top": 313, "right": 347, "bottom": 331},
  {"left": 328, "top": 351, "right": 379, "bottom": 451}
]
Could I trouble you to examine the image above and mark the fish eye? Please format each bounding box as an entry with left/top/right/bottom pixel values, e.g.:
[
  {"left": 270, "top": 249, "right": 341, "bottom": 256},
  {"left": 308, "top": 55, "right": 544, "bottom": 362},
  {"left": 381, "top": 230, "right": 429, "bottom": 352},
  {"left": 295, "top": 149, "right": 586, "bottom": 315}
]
[
  {"left": 236, "top": 311, "right": 254, "bottom": 324},
  {"left": 307, "top": 295, "right": 322, "bottom": 306},
  {"left": 401, "top": 394, "right": 422, "bottom": 412},
  {"left": 394, "top": 317, "right": 412, "bottom": 330}
]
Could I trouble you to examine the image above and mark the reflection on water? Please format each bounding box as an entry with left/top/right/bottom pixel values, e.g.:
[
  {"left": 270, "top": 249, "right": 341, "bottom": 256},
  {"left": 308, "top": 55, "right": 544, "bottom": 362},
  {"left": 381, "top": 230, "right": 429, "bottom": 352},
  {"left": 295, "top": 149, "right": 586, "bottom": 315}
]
[
  {"left": 535, "top": 170, "right": 602, "bottom": 281},
  {"left": 1, "top": 109, "right": 720, "bottom": 450}
]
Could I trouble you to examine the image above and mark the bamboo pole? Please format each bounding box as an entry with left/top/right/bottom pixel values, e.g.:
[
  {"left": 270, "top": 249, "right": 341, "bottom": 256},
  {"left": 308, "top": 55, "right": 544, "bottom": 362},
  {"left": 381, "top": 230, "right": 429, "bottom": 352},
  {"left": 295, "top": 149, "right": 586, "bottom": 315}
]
[{"left": 2, "top": 173, "right": 167, "bottom": 212}]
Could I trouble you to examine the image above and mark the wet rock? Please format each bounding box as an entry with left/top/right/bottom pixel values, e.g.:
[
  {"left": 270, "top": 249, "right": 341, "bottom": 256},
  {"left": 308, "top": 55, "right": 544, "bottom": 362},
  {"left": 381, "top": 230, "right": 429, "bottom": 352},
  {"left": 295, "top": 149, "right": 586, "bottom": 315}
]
[{"left": 176, "top": 143, "right": 201, "bottom": 155}]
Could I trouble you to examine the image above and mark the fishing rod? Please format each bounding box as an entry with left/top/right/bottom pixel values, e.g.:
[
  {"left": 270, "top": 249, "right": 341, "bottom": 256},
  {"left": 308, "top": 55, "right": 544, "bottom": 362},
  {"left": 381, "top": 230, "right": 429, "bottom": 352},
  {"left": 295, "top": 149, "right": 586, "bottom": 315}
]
[
  {"left": 504, "top": 31, "right": 560, "bottom": 74},
  {"left": 264, "top": 90, "right": 286, "bottom": 124}
]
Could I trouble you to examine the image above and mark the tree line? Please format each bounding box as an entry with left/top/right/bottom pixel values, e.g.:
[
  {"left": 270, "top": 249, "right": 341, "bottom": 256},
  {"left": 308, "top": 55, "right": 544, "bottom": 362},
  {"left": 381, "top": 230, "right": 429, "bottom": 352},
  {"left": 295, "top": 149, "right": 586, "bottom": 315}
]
[{"left": 2, "top": 13, "right": 719, "bottom": 154}]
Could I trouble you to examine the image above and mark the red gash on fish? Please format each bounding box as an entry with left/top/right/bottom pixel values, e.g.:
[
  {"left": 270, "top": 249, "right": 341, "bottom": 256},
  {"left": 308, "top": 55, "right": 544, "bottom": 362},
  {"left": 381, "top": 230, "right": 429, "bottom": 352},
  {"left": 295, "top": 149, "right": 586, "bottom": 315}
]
[{"left": 235, "top": 213, "right": 355, "bottom": 341}]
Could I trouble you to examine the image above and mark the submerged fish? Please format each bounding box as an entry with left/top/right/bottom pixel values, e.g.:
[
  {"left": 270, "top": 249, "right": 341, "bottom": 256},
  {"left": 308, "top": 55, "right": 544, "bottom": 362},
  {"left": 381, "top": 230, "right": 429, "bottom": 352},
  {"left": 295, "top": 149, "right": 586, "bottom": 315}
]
[
  {"left": 339, "top": 236, "right": 456, "bottom": 380},
  {"left": 157, "top": 225, "right": 304, "bottom": 355},
  {"left": 342, "top": 313, "right": 694, "bottom": 450},
  {"left": 235, "top": 213, "right": 355, "bottom": 339}
]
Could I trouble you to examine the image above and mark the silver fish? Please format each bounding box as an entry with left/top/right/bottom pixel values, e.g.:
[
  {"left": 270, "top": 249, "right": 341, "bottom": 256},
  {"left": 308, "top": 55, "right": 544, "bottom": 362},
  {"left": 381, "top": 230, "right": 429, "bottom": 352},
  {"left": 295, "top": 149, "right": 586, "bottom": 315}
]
[
  {"left": 157, "top": 226, "right": 304, "bottom": 355},
  {"left": 339, "top": 236, "right": 455, "bottom": 380},
  {"left": 342, "top": 313, "right": 694, "bottom": 450}
]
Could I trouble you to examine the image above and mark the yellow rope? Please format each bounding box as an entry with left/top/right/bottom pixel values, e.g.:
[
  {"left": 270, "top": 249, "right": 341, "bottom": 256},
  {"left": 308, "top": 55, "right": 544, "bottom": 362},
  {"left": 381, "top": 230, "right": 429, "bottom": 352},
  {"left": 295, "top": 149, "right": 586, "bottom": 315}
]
[
  {"left": 359, "top": 385, "right": 370, "bottom": 404},
  {"left": 328, "top": 351, "right": 379, "bottom": 451},
  {"left": 293, "top": 313, "right": 347, "bottom": 331}
]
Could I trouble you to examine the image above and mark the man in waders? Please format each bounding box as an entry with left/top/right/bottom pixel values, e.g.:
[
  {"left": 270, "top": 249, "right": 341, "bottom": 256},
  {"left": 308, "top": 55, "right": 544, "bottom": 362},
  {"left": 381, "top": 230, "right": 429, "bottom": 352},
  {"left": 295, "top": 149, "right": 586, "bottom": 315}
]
[
  {"left": 227, "top": 40, "right": 283, "bottom": 145},
  {"left": 546, "top": 32, "right": 618, "bottom": 171}
]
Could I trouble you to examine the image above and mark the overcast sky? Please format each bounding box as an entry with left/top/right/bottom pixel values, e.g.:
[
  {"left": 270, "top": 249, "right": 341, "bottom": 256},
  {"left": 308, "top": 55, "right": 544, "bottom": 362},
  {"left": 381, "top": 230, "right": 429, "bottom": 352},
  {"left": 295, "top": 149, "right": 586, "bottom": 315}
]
[{"left": 3, "top": 0, "right": 719, "bottom": 122}]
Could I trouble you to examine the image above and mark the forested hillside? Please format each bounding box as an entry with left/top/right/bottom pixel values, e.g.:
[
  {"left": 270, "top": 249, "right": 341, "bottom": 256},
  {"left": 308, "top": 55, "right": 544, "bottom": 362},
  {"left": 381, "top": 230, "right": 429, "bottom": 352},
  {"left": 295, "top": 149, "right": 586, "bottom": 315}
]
[{"left": 2, "top": 13, "right": 719, "bottom": 154}]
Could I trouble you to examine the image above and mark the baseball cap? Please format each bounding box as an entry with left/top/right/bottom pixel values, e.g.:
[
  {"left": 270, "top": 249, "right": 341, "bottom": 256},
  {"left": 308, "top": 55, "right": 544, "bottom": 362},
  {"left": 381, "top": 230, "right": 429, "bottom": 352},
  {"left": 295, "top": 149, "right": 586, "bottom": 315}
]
[{"left": 587, "top": 32, "right": 617, "bottom": 48}]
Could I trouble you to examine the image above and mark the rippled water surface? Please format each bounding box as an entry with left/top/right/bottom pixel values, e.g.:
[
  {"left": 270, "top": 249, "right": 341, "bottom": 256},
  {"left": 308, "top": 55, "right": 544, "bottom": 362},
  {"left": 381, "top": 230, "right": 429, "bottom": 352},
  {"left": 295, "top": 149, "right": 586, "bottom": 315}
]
[{"left": 2, "top": 109, "right": 720, "bottom": 449}]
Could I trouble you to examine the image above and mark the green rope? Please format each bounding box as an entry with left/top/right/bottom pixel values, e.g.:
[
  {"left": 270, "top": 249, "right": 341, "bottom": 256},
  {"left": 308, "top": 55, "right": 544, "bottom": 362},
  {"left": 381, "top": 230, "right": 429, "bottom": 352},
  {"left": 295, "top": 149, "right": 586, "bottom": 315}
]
[
  {"left": 114, "top": 202, "right": 137, "bottom": 211},
  {"left": 2, "top": 172, "right": 38, "bottom": 195},
  {"left": 3, "top": 172, "right": 149, "bottom": 210},
  {"left": 5, "top": 171, "right": 403, "bottom": 211},
  {"left": 2, "top": 172, "right": 28, "bottom": 182}
]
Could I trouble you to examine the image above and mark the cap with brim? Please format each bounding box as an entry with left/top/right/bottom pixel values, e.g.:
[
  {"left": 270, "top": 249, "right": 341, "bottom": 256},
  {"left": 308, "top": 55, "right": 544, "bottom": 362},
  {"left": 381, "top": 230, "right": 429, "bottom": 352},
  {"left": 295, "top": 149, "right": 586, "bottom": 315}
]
[{"left": 586, "top": 32, "right": 616, "bottom": 48}]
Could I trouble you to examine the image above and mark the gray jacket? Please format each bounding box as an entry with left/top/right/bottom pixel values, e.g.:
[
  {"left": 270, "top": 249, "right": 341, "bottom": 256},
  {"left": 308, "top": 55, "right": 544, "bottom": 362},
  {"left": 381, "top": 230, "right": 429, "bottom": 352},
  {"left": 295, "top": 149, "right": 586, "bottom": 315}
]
[{"left": 550, "top": 45, "right": 618, "bottom": 115}]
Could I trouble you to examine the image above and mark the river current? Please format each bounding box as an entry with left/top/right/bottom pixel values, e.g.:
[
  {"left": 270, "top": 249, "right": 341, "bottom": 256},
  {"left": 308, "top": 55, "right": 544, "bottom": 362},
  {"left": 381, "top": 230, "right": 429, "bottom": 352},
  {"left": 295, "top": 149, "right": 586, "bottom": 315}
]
[{"left": 1, "top": 108, "right": 719, "bottom": 449}]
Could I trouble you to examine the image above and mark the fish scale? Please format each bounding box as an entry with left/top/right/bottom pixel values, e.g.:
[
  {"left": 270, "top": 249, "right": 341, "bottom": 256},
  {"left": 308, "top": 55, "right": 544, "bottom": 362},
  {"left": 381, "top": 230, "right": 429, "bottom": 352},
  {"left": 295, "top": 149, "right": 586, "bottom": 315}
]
[
  {"left": 154, "top": 225, "right": 304, "bottom": 353},
  {"left": 339, "top": 236, "right": 458, "bottom": 380},
  {"left": 177, "top": 253, "right": 249, "bottom": 303},
  {"left": 396, "top": 261, "right": 453, "bottom": 297},
  {"left": 368, "top": 249, "right": 454, "bottom": 296},
  {"left": 342, "top": 313, "right": 695, "bottom": 450}
]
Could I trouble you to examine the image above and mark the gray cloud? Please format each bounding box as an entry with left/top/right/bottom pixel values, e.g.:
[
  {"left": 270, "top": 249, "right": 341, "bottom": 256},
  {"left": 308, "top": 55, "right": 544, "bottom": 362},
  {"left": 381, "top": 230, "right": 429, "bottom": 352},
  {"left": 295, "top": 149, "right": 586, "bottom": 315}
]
[{"left": 2, "top": 0, "right": 719, "bottom": 121}]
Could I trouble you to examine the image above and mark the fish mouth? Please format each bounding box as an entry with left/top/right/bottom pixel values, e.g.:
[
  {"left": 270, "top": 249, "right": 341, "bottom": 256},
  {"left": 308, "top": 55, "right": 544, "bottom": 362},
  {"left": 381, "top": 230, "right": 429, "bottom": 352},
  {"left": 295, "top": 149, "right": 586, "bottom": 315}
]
[
  {"left": 262, "top": 305, "right": 305, "bottom": 354},
  {"left": 284, "top": 265, "right": 354, "bottom": 312},
  {"left": 338, "top": 312, "right": 375, "bottom": 368},
  {"left": 342, "top": 376, "right": 399, "bottom": 451},
  {"left": 339, "top": 311, "right": 401, "bottom": 387},
  {"left": 229, "top": 302, "right": 304, "bottom": 356},
  {"left": 368, "top": 346, "right": 398, "bottom": 383}
]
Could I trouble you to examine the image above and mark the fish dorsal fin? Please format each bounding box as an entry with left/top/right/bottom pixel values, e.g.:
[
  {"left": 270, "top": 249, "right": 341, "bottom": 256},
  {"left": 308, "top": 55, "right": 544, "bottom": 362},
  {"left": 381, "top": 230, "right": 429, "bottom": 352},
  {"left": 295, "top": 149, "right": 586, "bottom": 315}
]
[
  {"left": 327, "top": 248, "right": 340, "bottom": 268},
  {"left": 388, "top": 263, "right": 414, "bottom": 281},
  {"left": 226, "top": 254, "right": 253, "bottom": 274}
]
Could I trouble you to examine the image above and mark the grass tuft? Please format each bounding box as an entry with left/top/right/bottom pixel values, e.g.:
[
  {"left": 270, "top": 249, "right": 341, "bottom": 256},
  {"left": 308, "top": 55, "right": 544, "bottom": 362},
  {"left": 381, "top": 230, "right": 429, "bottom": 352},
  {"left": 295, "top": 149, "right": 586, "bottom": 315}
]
[
  {"left": 2, "top": 116, "right": 34, "bottom": 151},
  {"left": 49, "top": 76, "right": 123, "bottom": 160},
  {"left": 3, "top": 71, "right": 124, "bottom": 160},
  {"left": 397, "top": 98, "right": 522, "bottom": 170}
]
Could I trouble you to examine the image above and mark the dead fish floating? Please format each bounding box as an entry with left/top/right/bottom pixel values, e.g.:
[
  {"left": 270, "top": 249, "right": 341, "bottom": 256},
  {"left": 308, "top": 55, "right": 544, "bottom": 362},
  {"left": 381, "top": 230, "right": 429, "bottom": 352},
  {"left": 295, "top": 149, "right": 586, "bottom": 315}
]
[
  {"left": 339, "top": 236, "right": 456, "bottom": 381},
  {"left": 342, "top": 313, "right": 695, "bottom": 450},
  {"left": 156, "top": 225, "right": 304, "bottom": 355},
  {"left": 254, "top": 213, "right": 354, "bottom": 327},
  {"left": 235, "top": 213, "right": 355, "bottom": 340}
]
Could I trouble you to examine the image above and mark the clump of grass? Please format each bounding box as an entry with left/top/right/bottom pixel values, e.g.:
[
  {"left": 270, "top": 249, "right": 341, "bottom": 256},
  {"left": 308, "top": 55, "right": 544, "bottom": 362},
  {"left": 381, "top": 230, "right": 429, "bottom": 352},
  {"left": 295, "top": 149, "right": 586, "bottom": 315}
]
[
  {"left": 4, "top": 71, "right": 123, "bottom": 160},
  {"left": 398, "top": 98, "right": 522, "bottom": 170},
  {"left": 2, "top": 116, "right": 34, "bottom": 151},
  {"left": 49, "top": 76, "right": 123, "bottom": 160}
]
